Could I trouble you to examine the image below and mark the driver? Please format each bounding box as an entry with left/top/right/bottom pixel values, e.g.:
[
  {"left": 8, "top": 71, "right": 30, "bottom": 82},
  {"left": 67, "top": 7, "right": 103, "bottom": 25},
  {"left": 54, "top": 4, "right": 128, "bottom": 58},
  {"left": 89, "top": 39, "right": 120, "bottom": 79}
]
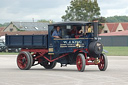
[{"left": 52, "top": 26, "right": 62, "bottom": 38}]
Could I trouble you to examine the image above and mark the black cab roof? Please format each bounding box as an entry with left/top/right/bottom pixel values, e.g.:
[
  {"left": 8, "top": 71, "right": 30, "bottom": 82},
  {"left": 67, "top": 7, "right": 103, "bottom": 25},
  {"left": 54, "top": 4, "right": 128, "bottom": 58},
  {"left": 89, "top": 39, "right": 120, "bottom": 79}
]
[{"left": 49, "top": 21, "right": 92, "bottom": 26}]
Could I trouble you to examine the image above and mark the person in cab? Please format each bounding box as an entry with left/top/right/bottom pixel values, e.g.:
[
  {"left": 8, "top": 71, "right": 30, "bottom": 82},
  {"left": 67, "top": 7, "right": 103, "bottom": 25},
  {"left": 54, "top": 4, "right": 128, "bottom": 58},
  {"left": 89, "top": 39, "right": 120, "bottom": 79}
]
[
  {"left": 88, "top": 25, "right": 92, "bottom": 33},
  {"left": 70, "top": 26, "right": 79, "bottom": 34},
  {"left": 52, "top": 26, "right": 62, "bottom": 38},
  {"left": 70, "top": 26, "right": 79, "bottom": 38}
]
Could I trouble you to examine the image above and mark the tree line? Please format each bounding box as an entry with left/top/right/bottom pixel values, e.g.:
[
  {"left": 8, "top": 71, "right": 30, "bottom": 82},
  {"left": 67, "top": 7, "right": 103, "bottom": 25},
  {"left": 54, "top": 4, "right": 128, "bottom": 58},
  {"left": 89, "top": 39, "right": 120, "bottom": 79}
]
[
  {"left": 0, "top": 23, "right": 9, "bottom": 27},
  {"left": 105, "top": 16, "right": 128, "bottom": 22}
]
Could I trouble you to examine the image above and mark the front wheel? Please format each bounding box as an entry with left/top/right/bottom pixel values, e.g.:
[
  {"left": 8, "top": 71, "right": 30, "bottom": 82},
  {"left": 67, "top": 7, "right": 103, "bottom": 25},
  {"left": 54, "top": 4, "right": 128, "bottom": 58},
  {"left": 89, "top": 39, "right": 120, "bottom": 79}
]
[
  {"left": 98, "top": 54, "right": 108, "bottom": 71},
  {"left": 76, "top": 53, "right": 85, "bottom": 72}
]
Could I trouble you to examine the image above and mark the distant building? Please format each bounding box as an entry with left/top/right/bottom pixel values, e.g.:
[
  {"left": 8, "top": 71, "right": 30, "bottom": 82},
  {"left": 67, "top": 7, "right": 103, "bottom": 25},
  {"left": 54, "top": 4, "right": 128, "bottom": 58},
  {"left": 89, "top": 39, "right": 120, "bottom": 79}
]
[
  {"left": 99, "top": 30, "right": 128, "bottom": 46},
  {"left": 3, "top": 22, "right": 49, "bottom": 32},
  {"left": 0, "top": 22, "right": 49, "bottom": 37},
  {"left": 101, "top": 22, "right": 128, "bottom": 34},
  {"left": 99, "top": 30, "right": 128, "bottom": 36}
]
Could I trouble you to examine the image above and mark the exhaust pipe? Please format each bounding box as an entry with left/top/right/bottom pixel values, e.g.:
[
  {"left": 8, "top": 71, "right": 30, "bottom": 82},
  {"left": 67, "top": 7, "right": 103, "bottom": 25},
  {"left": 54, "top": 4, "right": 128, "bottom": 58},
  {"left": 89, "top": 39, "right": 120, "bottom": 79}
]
[{"left": 93, "top": 20, "right": 99, "bottom": 39}]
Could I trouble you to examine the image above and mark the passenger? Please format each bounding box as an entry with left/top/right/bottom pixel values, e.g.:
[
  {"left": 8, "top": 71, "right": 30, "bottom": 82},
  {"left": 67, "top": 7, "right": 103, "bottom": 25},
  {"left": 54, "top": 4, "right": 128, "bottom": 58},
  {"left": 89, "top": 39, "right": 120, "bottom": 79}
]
[
  {"left": 70, "top": 26, "right": 79, "bottom": 34},
  {"left": 70, "top": 26, "right": 79, "bottom": 38},
  {"left": 88, "top": 25, "right": 92, "bottom": 33},
  {"left": 79, "top": 29, "right": 83, "bottom": 35},
  {"left": 52, "top": 26, "right": 62, "bottom": 38},
  {"left": 87, "top": 25, "right": 93, "bottom": 38}
]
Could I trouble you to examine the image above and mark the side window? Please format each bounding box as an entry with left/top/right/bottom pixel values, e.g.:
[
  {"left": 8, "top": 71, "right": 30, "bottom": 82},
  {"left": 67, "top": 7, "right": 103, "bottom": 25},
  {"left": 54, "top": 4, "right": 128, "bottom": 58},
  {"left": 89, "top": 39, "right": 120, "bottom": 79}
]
[
  {"left": 61, "top": 26, "right": 69, "bottom": 38},
  {"left": 51, "top": 28, "right": 55, "bottom": 36},
  {"left": 67, "top": 25, "right": 71, "bottom": 30},
  {"left": 51, "top": 26, "right": 62, "bottom": 38}
]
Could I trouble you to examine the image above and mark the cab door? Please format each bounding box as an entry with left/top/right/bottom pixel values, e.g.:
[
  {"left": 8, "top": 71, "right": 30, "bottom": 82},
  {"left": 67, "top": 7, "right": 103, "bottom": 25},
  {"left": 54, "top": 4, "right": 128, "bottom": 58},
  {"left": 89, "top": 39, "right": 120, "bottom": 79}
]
[
  {"left": 48, "top": 26, "right": 63, "bottom": 54},
  {"left": 53, "top": 39, "right": 61, "bottom": 53}
]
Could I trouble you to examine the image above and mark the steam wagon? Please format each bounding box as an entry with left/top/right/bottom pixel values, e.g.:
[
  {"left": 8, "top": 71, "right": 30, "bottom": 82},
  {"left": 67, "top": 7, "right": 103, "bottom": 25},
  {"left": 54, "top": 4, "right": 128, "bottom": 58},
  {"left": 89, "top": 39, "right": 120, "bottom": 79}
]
[{"left": 6, "top": 21, "right": 108, "bottom": 72}]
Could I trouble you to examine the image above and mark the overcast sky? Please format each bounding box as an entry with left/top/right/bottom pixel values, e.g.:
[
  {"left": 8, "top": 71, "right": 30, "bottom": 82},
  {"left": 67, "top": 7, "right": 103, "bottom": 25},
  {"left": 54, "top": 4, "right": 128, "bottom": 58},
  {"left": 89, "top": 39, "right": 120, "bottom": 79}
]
[{"left": 0, "top": 0, "right": 128, "bottom": 23}]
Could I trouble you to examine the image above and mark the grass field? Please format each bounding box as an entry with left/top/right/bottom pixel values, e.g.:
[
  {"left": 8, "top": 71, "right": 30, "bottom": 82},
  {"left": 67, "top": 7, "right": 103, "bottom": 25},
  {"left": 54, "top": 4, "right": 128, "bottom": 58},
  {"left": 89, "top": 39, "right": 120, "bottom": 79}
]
[
  {"left": 0, "top": 47, "right": 128, "bottom": 56},
  {"left": 0, "top": 52, "right": 18, "bottom": 55},
  {"left": 103, "top": 47, "right": 128, "bottom": 56}
]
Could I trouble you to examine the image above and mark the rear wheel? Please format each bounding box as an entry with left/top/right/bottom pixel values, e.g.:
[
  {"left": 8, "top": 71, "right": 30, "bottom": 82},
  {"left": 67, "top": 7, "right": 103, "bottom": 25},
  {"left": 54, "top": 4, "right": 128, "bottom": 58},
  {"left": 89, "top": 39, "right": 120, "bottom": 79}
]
[
  {"left": 17, "top": 51, "right": 33, "bottom": 70},
  {"left": 98, "top": 54, "right": 108, "bottom": 71},
  {"left": 40, "top": 61, "right": 56, "bottom": 69},
  {"left": 76, "top": 53, "right": 85, "bottom": 72}
]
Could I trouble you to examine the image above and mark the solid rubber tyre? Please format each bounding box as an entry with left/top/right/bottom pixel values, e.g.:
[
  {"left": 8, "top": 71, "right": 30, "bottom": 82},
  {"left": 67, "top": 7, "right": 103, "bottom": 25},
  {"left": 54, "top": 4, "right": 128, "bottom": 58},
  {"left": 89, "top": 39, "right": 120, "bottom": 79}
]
[
  {"left": 76, "top": 53, "right": 85, "bottom": 72},
  {"left": 17, "top": 51, "right": 33, "bottom": 70},
  {"left": 98, "top": 54, "right": 108, "bottom": 71}
]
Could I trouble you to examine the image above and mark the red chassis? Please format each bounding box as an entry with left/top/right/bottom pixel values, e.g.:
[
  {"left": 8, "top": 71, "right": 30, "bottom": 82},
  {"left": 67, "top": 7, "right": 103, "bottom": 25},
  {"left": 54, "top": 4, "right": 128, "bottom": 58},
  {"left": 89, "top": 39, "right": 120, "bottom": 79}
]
[{"left": 21, "top": 48, "right": 101, "bottom": 65}]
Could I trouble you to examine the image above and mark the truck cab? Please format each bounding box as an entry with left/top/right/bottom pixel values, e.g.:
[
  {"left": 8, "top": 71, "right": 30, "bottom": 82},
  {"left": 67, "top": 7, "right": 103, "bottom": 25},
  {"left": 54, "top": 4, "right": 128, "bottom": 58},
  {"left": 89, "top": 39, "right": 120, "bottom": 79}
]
[{"left": 48, "top": 21, "right": 96, "bottom": 55}]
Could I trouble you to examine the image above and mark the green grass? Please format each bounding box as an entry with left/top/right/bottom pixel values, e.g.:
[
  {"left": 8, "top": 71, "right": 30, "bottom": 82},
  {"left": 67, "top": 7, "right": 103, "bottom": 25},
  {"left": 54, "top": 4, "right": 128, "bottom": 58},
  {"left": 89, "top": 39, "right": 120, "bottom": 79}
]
[
  {"left": 104, "top": 47, "right": 128, "bottom": 56},
  {"left": 0, "top": 52, "right": 18, "bottom": 55}
]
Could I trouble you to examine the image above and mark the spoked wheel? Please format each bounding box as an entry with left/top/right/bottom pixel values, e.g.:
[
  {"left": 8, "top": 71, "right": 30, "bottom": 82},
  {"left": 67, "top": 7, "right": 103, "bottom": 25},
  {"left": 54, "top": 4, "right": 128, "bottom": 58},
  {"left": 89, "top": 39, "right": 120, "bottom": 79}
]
[
  {"left": 98, "top": 54, "right": 108, "bottom": 71},
  {"left": 76, "top": 53, "right": 85, "bottom": 72},
  {"left": 40, "top": 61, "right": 56, "bottom": 69},
  {"left": 17, "top": 51, "right": 33, "bottom": 70}
]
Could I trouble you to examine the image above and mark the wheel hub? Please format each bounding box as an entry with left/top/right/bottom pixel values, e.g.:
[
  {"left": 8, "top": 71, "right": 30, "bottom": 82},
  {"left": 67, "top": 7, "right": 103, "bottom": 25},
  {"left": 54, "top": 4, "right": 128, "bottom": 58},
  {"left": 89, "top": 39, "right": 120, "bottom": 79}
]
[
  {"left": 77, "top": 61, "right": 81, "bottom": 65},
  {"left": 22, "top": 57, "right": 26, "bottom": 64}
]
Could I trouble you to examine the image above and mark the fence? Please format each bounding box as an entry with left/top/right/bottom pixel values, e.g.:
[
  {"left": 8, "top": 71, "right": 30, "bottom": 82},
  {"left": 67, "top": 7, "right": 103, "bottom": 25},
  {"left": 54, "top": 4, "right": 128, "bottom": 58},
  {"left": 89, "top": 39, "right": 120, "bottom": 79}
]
[{"left": 99, "top": 36, "right": 128, "bottom": 46}]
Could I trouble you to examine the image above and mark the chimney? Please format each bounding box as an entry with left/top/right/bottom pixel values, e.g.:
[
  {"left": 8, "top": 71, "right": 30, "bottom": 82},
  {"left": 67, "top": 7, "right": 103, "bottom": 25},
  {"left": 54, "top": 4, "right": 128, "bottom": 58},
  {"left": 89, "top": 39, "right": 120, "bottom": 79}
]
[{"left": 93, "top": 20, "right": 99, "bottom": 38}]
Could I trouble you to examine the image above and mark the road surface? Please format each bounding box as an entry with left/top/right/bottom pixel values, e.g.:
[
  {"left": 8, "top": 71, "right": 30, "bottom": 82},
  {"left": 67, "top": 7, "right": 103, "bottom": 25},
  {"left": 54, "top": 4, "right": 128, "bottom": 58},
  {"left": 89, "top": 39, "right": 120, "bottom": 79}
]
[{"left": 0, "top": 55, "right": 128, "bottom": 85}]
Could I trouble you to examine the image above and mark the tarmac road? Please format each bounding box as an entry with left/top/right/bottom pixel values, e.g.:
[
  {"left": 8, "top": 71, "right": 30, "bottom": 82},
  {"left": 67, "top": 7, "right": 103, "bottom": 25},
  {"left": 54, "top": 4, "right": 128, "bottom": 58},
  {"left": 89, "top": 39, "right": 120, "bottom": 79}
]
[{"left": 0, "top": 55, "right": 128, "bottom": 85}]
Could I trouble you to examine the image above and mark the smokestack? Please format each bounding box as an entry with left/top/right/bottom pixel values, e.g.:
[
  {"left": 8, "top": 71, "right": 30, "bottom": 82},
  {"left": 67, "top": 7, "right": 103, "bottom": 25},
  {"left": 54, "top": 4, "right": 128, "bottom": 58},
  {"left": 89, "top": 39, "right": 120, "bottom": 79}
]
[{"left": 93, "top": 20, "right": 98, "bottom": 38}]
